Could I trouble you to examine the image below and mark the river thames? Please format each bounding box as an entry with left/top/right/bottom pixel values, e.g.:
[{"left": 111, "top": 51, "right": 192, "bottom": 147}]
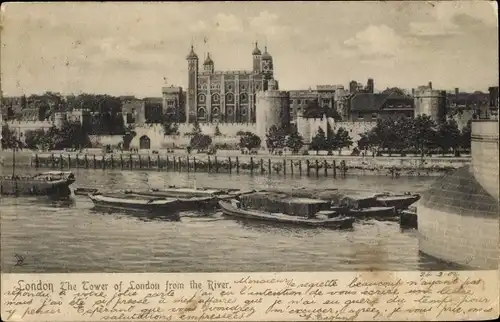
[{"left": 0, "top": 167, "right": 462, "bottom": 273}]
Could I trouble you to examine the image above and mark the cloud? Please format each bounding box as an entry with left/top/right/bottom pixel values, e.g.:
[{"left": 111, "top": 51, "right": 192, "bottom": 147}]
[
  {"left": 190, "top": 20, "right": 207, "bottom": 33},
  {"left": 408, "top": 1, "right": 497, "bottom": 37},
  {"left": 249, "top": 11, "right": 287, "bottom": 36},
  {"left": 343, "top": 25, "right": 405, "bottom": 57},
  {"left": 214, "top": 13, "right": 243, "bottom": 32}
]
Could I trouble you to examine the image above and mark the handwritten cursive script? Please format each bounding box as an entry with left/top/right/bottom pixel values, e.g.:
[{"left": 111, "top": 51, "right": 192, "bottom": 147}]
[{"left": 1, "top": 271, "right": 497, "bottom": 321}]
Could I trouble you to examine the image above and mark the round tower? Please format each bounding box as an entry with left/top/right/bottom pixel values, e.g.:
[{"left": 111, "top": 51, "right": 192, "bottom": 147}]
[
  {"left": 255, "top": 89, "right": 289, "bottom": 145},
  {"left": 417, "top": 119, "right": 499, "bottom": 269}
]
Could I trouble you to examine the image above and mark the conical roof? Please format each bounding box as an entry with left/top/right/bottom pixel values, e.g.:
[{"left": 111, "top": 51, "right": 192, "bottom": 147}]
[
  {"left": 252, "top": 42, "right": 262, "bottom": 55},
  {"left": 262, "top": 46, "right": 272, "bottom": 59},
  {"left": 186, "top": 46, "right": 198, "bottom": 60},
  {"left": 203, "top": 53, "right": 214, "bottom": 65}
]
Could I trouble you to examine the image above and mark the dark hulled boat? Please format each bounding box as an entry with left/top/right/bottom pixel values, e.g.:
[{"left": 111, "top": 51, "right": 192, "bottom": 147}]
[
  {"left": 74, "top": 187, "right": 100, "bottom": 196},
  {"left": 88, "top": 192, "right": 181, "bottom": 217},
  {"left": 219, "top": 200, "right": 354, "bottom": 229},
  {"left": 0, "top": 171, "right": 75, "bottom": 199},
  {"left": 375, "top": 193, "right": 420, "bottom": 210}
]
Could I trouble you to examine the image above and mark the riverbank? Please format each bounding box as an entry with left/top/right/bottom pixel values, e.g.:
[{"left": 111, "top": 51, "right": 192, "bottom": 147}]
[{"left": 1, "top": 150, "right": 471, "bottom": 177}]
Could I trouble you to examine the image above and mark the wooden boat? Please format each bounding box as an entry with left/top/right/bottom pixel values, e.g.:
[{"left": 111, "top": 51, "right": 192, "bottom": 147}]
[
  {"left": 128, "top": 190, "right": 218, "bottom": 212},
  {"left": 0, "top": 171, "right": 75, "bottom": 198},
  {"left": 88, "top": 192, "right": 180, "bottom": 215},
  {"left": 219, "top": 200, "right": 354, "bottom": 230},
  {"left": 74, "top": 187, "right": 99, "bottom": 196},
  {"left": 348, "top": 206, "right": 397, "bottom": 219},
  {"left": 375, "top": 194, "right": 420, "bottom": 210}
]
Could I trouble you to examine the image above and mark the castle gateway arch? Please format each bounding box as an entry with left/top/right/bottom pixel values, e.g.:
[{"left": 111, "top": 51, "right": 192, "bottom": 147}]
[{"left": 139, "top": 135, "right": 151, "bottom": 150}]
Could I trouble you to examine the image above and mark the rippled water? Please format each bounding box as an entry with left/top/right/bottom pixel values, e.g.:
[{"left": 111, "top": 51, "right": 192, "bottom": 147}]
[{"left": 1, "top": 167, "right": 460, "bottom": 273}]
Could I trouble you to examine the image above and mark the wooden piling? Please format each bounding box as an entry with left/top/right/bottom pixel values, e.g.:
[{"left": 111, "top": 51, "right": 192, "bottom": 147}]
[
  {"left": 333, "top": 160, "right": 337, "bottom": 178},
  {"left": 315, "top": 160, "right": 319, "bottom": 176},
  {"left": 193, "top": 157, "right": 196, "bottom": 172},
  {"left": 268, "top": 158, "right": 271, "bottom": 174},
  {"left": 85, "top": 154, "right": 89, "bottom": 168},
  {"left": 187, "top": 156, "right": 190, "bottom": 173},
  {"left": 215, "top": 156, "right": 218, "bottom": 173},
  {"left": 324, "top": 160, "right": 328, "bottom": 177},
  {"left": 102, "top": 155, "right": 106, "bottom": 170},
  {"left": 93, "top": 155, "right": 97, "bottom": 169},
  {"left": 306, "top": 160, "right": 310, "bottom": 176},
  {"left": 178, "top": 156, "right": 182, "bottom": 172},
  {"left": 250, "top": 157, "right": 254, "bottom": 174},
  {"left": 68, "top": 155, "right": 71, "bottom": 168},
  {"left": 236, "top": 156, "right": 239, "bottom": 174},
  {"left": 51, "top": 153, "right": 55, "bottom": 168},
  {"left": 208, "top": 156, "right": 211, "bottom": 173},
  {"left": 167, "top": 156, "right": 171, "bottom": 171},
  {"left": 139, "top": 155, "right": 142, "bottom": 169},
  {"left": 148, "top": 155, "right": 151, "bottom": 168},
  {"left": 75, "top": 154, "right": 79, "bottom": 168},
  {"left": 35, "top": 154, "right": 39, "bottom": 168},
  {"left": 260, "top": 158, "right": 264, "bottom": 174},
  {"left": 59, "top": 154, "right": 63, "bottom": 169},
  {"left": 299, "top": 160, "right": 302, "bottom": 176},
  {"left": 283, "top": 159, "right": 286, "bottom": 175},
  {"left": 157, "top": 154, "right": 161, "bottom": 170},
  {"left": 120, "top": 155, "right": 124, "bottom": 169},
  {"left": 228, "top": 157, "right": 232, "bottom": 174}
]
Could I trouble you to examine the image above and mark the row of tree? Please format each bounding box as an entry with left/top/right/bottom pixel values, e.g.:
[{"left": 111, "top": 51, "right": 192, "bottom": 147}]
[
  {"left": 1, "top": 121, "right": 91, "bottom": 151},
  {"left": 309, "top": 123, "right": 353, "bottom": 155},
  {"left": 357, "top": 115, "right": 471, "bottom": 156}
]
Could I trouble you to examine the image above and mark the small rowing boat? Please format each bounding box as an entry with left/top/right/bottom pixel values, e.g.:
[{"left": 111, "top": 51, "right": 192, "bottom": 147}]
[
  {"left": 1, "top": 171, "right": 75, "bottom": 199},
  {"left": 88, "top": 193, "right": 180, "bottom": 215},
  {"left": 219, "top": 200, "right": 354, "bottom": 230},
  {"left": 74, "top": 187, "right": 99, "bottom": 196},
  {"left": 375, "top": 194, "right": 420, "bottom": 210}
]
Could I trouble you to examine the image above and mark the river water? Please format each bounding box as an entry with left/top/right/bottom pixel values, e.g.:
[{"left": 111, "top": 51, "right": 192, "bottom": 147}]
[{"left": 1, "top": 167, "right": 461, "bottom": 273}]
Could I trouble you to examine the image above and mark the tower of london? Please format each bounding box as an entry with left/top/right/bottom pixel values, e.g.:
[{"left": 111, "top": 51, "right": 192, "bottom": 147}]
[{"left": 186, "top": 43, "right": 276, "bottom": 124}]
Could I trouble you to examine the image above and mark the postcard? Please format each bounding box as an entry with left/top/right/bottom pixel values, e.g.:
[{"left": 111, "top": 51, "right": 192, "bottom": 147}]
[{"left": 1, "top": 1, "right": 498, "bottom": 321}]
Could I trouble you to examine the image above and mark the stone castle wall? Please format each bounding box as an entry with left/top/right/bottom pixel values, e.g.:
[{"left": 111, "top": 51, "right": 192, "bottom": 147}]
[
  {"left": 296, "top": 116, "right": 376, "bottom": 146},
  {"left": 418, "top": 120, "right": 499, "bottom": 269},
  {"left": 471, "top": 120, "right": 499, "bottom": 200}
]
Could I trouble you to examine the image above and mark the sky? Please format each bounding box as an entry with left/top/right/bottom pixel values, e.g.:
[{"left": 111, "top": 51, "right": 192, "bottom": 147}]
[{"left": 1, "top": 1, "right": 498, "bottom": 97}]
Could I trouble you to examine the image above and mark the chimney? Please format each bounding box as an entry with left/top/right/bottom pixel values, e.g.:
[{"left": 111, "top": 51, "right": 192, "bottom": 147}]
[{"left": 428, "top": 81, "right": 432, "bottom": 89}]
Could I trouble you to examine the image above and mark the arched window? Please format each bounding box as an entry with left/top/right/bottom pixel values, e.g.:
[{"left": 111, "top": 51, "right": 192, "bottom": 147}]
[
  {"left": 227, "top": 107, "right": 234, "bottom": 115},
  {"left": 212, "top": 107, "right": 220, "bottom": 116},
  {"left": 202, "top": 84, "right": 208, "bottom": 90},
  {"left": 212, "top": 93, "right": 220, "bottom": 104},
  {"left": 198, "top": 94, "right": 206, "bottom": 103},
  {"left": 198, "top": 108, "right": 206, "bottom": 119},
  {"left": 240, "top": 93, "right": 248, "bottom": 103},
  {"left": 241, "top": 107, "right": 248, "bottom": 116},
  {"left": 226, "top": 93, "right": 234, "bottom": 103}
]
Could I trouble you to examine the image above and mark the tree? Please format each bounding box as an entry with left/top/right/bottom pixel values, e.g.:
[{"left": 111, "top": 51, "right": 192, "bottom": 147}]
[
  {"left": 265, "top": 125, "right": 286, "bottom": 153},
  {"left": 436, "top": 119, "right": 461, "bottom": 155},
  {"left": 214, "top": 125, "right": 222, "bottom": 136},
  {"left": 52, "top": 121, "right": 91, "bottom": 150},
  {"left": 460, "top": 120, "right": 472, "bottom": 152},
  {"left": 24, "top": 129, "right": 47, "bottom": 150},
  {"left": 122, "top": 125, "right": 137, "bottom": 151},
  {"left": 191, "top": 121, "right": 202, "bottom": 136},
  {"left": 335, "top": 127, "right": 353, "bottom": 155},
  {"left": 190, "top": 134, "right": 212, "bottom": 150},
  {"left": 325, "top": 122, "right": 337, "bottom": 154},
  {"left": 1, "top": 124, "right": 19, "bottom": 149},
  {"left": 413, "top": 115, "right": 437, "bottom": 156},
  {"left": 162, "top": 119, "right": 179, "bottom": 136},
  {"left": 310, "top": 126, "right": 327, "bottom": 155},
  {"left": 286, "top": 131, "right": 304, "bottom": 154},
  {"left": 239, "top": 132, "right": 261, "bottom": 150}
]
